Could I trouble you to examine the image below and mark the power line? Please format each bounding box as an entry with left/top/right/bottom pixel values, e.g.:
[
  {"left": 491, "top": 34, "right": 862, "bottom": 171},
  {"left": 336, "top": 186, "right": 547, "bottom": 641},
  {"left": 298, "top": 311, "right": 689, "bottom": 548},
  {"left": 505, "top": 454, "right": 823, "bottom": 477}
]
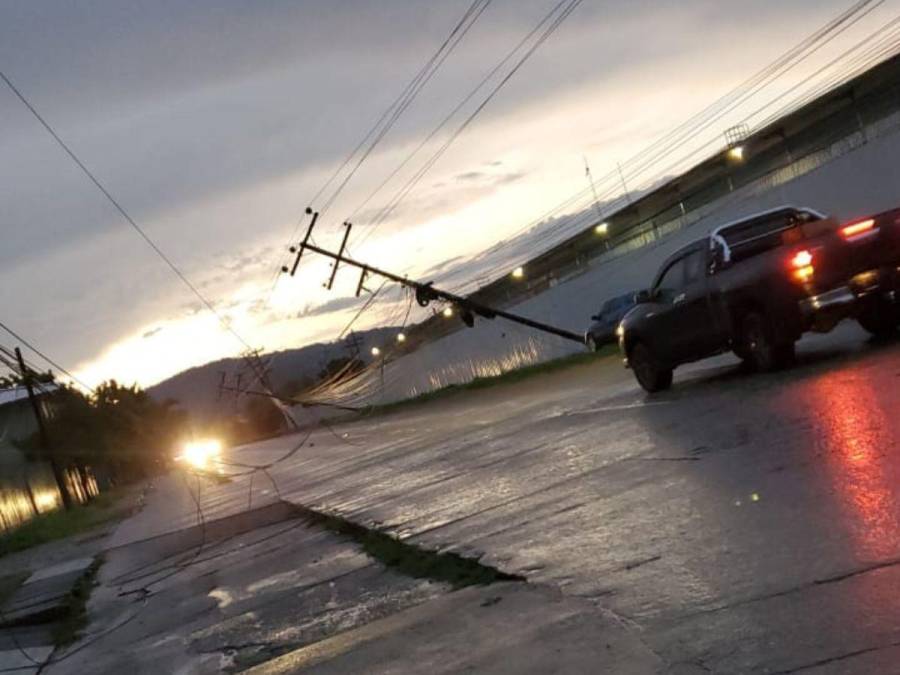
[
  {"left": 0, "top": 320, "right": 92, "bottom": 391},
  {"left": 345, "top": 0, "right": 565, "bottom": 224},
  {"left": 0, "top": 68, "right": 257, "bottom": 356},
  {"left": 439, "top": 2, "right": 897, "bottom": 297},
  {"left": 318, "top": 0, "right": 494, "bottom": 217},
  {"left": 267, "top": 0, "right": 493, "bottom": 305},
  {"left": 355, "top": 0, "right": 585, "bottom": 249},
  {"left": 468, "top": 0, "right": 884, "bottom": 257}
]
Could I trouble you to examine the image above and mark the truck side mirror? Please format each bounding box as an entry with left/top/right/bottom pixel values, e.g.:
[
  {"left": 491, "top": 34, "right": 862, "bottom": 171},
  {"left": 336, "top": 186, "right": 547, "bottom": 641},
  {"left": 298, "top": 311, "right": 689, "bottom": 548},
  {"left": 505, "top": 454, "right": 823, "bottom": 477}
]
[{"left": 634, "top": 289, "right": 652, "bottom": 304}]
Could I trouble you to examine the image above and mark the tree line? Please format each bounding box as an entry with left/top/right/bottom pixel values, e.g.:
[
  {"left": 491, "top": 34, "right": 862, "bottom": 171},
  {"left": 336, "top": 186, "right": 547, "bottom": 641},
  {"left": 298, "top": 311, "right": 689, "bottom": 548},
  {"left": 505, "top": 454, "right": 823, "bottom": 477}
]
[{"left": 13, "top": 377, "right": 187, "bottom": 510}]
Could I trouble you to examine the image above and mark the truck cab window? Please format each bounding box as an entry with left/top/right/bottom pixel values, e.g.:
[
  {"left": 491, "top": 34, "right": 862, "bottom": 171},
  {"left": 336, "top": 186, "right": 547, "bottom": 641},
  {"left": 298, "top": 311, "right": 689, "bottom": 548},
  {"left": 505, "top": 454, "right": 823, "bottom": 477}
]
[
  {"left": 683, "top": 250, "right": 706, "bottom": 284},
  {"left": 654, "top": 258, "right": 686, "bottom": 302}
]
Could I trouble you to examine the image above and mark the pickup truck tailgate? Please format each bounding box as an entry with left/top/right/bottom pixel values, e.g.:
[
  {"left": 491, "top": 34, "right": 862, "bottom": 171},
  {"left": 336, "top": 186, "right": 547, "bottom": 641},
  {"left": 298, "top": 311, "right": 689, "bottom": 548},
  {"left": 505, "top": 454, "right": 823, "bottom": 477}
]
[{"left": 838, "top": 207, "right": 900, "bottom": 289}]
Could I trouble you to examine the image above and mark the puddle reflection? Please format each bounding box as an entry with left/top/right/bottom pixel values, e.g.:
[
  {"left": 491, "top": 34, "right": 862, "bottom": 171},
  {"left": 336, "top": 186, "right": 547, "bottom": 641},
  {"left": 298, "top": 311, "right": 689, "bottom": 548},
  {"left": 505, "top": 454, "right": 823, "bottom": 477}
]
[{"left": 801, "top": 371, "right": 899, "bottom": 560}]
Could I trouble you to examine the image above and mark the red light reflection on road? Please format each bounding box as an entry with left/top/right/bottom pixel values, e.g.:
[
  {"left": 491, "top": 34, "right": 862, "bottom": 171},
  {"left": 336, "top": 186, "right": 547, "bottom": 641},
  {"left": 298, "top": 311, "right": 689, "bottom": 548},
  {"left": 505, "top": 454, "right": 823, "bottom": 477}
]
[{"left": 802, "top": 371, "right": 899, "bottom": 560}]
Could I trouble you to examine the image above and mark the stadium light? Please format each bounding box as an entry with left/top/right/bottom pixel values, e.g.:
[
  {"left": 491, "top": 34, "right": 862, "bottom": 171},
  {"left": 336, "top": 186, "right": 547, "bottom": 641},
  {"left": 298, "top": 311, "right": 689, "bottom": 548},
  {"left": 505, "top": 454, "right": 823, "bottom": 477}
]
[{"left": 727, "top": 145, "right": 745, "bottom": 161}]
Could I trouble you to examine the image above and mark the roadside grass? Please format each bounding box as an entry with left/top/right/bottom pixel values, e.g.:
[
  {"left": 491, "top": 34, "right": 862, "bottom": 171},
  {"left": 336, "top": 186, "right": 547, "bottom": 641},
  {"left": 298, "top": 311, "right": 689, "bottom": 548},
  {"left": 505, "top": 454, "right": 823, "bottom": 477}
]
[
  {"left": 52, "top": 556, "right": 102, "bottom": 647},
  {"left": 0, "top": 491, "right": 125, "bottom": 558},
  {"left": 363, "top": 343, "right": 618, "bottom": 417},
  {"left": 299, "top": 507, "right": 522, "bottom": 589}
]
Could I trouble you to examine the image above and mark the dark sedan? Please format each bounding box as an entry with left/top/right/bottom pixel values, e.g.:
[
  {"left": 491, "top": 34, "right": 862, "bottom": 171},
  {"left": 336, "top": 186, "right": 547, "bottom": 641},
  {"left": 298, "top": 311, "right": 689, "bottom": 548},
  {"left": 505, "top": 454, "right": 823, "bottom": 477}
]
[{"left": 585, "top": 291, "right": 636, "bottom": 351}]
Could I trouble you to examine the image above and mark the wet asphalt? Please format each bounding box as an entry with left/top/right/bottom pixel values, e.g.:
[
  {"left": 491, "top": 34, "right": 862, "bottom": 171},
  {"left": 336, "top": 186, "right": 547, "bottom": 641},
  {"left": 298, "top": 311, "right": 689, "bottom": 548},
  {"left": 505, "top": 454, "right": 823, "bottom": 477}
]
[{"left": 232, "top": 321, "right": 900, "bottom": 674}]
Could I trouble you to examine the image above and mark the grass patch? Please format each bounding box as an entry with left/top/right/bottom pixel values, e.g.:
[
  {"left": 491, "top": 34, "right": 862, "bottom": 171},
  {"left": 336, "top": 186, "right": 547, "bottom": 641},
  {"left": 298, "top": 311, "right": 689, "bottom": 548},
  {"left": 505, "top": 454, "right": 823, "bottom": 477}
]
[
  {"left": 52, "top": 556, "right": 102, "bottom": 647},
  {"left": 299, "top": 507, "right": 522, "bottom": 589},
  {"left": 0, "top": 491, "right": 125, "bottom": 558},
  {"left": 364, "top": 343, "right": 618, "bottom": 418}
]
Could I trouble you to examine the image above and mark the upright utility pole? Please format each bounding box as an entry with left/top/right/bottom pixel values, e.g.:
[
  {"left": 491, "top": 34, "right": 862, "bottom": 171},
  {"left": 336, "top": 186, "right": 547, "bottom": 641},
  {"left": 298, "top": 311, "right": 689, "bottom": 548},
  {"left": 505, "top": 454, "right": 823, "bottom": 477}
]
[
  {"left": 15, "top": 347, "right": 74, "bottom": 510},
  {"left": 617, "top": 162, "right": 632, "bottom": 205},
  {"left": 583, "top": 156, "right": 603, "bottom": 220}
]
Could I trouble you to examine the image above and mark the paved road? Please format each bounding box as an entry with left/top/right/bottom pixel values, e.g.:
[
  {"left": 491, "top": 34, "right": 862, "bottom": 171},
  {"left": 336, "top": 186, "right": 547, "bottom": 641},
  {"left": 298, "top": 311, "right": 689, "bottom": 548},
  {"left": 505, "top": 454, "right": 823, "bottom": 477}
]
[{"left": 229, "top": 322, "right": 900, "bottom": 674}]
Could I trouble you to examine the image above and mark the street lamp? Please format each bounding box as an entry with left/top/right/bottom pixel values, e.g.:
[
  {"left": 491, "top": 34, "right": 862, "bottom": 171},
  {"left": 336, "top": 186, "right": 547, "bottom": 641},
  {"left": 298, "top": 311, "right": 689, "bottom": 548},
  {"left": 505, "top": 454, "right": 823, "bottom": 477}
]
[
  {"left": 727, "top": 145, "right": 745, "bottom": 162},
  {"left": 442, "top": 306, "right": 454, "bottom": 318},
  {"left": 512, "top": 266, "right": 525, "bottom": 279},
  {"left": 371, "top": 346, "right": 381, "bottom": 356},
  {"left": 396, "top": 332, "right": 406, "bottom": 343},
  {"left": 594, "top": 222, "right": 609, "bottom": 235}
]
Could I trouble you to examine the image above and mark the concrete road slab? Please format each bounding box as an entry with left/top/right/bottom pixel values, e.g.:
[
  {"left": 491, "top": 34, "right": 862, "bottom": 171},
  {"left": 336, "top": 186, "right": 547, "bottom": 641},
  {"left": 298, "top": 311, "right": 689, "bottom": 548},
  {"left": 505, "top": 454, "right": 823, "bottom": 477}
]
[
  {"left": 245, "top": 582, "right": 662, "bottom": 675},
  {"left": 0, "top": 646, "right": 54, "bottom": 674},
  {"left": 25, "top": 558, "right": 94, "bottom": 585},
  {"left": 223, "top": 324, "right": 900, "bottom": 672},
  {"left": 1, "top": 569, "right": 86, "bottom": 624}
]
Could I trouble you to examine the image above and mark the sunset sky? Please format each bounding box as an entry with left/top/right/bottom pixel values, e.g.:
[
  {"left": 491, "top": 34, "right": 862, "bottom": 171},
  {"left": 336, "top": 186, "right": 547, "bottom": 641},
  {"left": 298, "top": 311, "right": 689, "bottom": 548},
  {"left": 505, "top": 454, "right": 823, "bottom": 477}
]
[{"left": 0, "top": 0, "right": 887, "bottom": 388}]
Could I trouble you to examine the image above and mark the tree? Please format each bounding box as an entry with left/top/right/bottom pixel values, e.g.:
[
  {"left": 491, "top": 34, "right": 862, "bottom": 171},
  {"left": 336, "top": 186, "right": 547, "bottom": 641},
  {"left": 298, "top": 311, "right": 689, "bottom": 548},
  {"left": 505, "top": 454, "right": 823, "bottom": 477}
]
[{"left": 17, "top": 380, "right": 189, "bottom": 497}]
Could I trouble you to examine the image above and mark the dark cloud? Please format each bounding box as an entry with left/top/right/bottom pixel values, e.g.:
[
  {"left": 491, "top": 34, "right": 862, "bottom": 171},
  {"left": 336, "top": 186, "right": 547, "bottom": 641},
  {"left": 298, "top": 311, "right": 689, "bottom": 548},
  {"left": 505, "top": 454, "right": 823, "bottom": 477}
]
[{"left": 142, "top": 327, "right": 162, "bottom": 339}]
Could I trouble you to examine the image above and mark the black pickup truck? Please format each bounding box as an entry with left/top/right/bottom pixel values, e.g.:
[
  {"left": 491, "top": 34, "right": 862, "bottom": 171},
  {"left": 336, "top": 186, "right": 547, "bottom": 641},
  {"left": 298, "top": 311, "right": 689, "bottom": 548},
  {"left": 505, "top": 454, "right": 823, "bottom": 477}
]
[{"left": 618, "top": 205, "right": 900, "bottom": 392}]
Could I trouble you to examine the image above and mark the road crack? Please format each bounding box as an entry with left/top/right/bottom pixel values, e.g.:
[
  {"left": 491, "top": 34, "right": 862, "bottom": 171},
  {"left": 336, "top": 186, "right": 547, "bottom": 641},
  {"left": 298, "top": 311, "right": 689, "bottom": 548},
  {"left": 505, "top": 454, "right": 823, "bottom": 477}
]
[{"left": 772, "top": 639, "right": 900, "bottom": 673}]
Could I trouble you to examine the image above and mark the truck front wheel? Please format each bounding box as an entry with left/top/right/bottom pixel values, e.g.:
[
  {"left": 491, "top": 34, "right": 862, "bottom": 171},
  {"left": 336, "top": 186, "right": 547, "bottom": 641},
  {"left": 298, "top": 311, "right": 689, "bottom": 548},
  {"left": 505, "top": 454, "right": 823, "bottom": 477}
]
[
  {"left": 741, "top": 311, "right": 795, "bottom": 372},
  {"left": 630, "top": 343, "right": 673, "bottom": 393}
]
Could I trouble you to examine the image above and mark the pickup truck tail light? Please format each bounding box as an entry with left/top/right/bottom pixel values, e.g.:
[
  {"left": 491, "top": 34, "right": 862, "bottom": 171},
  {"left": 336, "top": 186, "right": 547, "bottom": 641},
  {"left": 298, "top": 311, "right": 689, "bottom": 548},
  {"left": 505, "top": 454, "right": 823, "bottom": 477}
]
[
  {"left": 839, "top": 218, "right": 877, "bottom": 241},
  {"left": 790, "top": 249, "right": 814, "bottom": 282}
]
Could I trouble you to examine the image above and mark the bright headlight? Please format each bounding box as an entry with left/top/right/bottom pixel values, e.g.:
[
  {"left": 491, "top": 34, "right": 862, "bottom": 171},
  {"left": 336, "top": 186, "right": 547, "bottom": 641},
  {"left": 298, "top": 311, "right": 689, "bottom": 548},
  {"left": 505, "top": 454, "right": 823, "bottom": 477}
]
[{"left": 178, "top": 439, "right": 222, "bottom": 470}]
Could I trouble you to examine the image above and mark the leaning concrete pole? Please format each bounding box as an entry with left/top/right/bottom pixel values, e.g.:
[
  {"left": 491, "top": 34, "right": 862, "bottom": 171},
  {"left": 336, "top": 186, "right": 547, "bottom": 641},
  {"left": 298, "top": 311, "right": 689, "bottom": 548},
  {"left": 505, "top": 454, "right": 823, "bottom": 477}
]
[{"left": 15, "top": 347, "right": 74, "bottom": 510}]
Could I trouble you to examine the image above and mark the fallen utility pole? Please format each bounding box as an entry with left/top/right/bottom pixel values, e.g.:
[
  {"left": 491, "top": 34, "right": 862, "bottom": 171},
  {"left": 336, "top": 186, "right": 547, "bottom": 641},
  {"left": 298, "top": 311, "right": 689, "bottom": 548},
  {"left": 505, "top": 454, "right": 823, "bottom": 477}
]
[
  {"left": 15, "top": 347, "right": 74, "bottom": 510},
  {"left": 283, "top": 214, "right": 585, "bottom": 344}
]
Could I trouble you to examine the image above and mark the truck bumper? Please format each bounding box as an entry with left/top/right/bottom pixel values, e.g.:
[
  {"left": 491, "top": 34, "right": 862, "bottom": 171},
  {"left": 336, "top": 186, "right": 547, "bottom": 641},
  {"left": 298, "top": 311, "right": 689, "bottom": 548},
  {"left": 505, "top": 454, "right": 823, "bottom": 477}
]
[{"left": 799, "top": 267, "right": 900, "bottom": 330}]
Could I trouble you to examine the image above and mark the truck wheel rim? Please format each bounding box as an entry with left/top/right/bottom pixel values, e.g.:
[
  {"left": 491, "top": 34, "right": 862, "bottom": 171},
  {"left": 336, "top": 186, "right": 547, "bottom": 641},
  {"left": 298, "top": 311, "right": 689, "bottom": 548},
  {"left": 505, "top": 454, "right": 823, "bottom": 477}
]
[{"left": 746, "top": 320, "right": 765, "bottom": 354}]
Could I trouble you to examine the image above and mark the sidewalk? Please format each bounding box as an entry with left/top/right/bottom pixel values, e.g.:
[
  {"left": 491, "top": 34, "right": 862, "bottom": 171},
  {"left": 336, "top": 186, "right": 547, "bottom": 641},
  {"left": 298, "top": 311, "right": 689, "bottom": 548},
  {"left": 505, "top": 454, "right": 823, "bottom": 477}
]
[{"left": 24, "top": 471, "right": 664, "bottom": 674}]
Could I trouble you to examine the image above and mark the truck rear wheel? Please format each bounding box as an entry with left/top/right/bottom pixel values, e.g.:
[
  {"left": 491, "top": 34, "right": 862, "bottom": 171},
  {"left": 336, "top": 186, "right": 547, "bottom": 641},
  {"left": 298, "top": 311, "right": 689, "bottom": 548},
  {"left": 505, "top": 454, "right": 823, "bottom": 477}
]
[
  {"left": 630, "top": 343, "right": 673, "bottom": 393},
  {"left": 857, "top": 299, "right": 898, "bottom": 338},
  {"left": 741, "top": 311, "right": 795, "bottom": 372}
]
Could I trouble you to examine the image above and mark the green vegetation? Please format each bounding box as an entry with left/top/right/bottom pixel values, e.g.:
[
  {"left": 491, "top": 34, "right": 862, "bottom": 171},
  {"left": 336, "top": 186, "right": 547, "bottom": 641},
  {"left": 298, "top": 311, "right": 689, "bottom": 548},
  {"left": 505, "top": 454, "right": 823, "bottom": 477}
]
[
  {"left": 16, "top": 379, "right": 187, "bottom": 510},
  {"left": 52, "top": 557, "right": 102, "bottom": 647},
  {"left": 0, "top": 492, "right": 126, "bottom": 557},
  {"left": 300, "top": 507, "right": 521, "bottom": 589},
  {"left": 364, "top": 344, "right": 618, "bottom": 417}
]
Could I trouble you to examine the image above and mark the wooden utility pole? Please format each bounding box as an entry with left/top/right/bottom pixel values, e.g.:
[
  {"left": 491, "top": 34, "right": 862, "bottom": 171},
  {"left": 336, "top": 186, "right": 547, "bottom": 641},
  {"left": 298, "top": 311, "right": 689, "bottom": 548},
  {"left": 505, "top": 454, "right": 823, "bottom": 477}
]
[{"left": 15, "top": 347, "right": 74, "bottom": 510}]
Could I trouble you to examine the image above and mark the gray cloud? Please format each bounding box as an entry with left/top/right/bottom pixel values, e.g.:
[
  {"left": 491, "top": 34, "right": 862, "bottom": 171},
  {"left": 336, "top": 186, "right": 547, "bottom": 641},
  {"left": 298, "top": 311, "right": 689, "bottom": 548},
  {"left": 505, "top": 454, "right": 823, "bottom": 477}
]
[{"left": 455, "top": 171, "right": 485, "bottom": 182}]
